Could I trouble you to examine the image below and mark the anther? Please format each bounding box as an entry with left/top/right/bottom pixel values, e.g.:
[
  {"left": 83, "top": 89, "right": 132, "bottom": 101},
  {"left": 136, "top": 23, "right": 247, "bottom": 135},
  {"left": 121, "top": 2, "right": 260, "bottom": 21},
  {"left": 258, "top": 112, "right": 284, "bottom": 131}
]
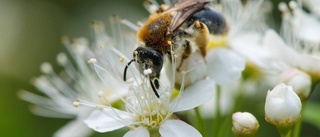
[
  {"left": 289, "top": 1, "right": 297, "bottom": 10},
  {"left": 181, "top": 71, "right": 187, "bottom": 75},
  {"left": 144, "top": 69, "right": 152, "bottom": 75},
  {"left": 73, "top": 101, "right": 80, "bottom": 107},
  {"left": 57, "top": 52, "right": 68, "bottom": 66},
  {"left": 40, "top": 62, "right": 53, "bottom": 74},
  {"left": 278, "top": 2, "right": 288, "bottom": 12},
  {"left": 100, "top": 44, "right": 104, "bottom": 48},
  {"left": 87, "top": 58, "right": 97, "bottom": 64},
  {"left": 98, "top": 91, "right": 104, "bottom": 97},
  {"left": 119, "top": 57, "right": 125, "bottom": 62}
]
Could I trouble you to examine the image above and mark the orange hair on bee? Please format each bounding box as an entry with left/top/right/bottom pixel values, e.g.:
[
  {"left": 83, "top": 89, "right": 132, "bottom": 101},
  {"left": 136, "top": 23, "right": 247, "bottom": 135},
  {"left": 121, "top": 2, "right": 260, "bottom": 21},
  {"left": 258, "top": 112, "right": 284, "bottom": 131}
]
[{"left": 137, "top": 13, "right": 172, "bottom": 51}]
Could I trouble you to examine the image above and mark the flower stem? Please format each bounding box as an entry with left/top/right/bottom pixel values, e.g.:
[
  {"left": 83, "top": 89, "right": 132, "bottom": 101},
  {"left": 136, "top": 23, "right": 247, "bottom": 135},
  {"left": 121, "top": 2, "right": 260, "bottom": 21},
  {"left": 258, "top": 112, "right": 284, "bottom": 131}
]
[
  {"left": 218, "top": 87, "right": 244, "bottom": 137},
  {"left": 277, "top": 125, "right": 292, "bottom": 137},
  {"left": 280, "top": 129, "right": 291, "bottom": 137},
  {"left": 214, "top": 85, "right": 221, "bottom": 137},
  {"left": 195, "top": 107, "right": 205, "bottom": 136},
  {"left": 293, "top": 100, "right": 306, "bottom": 137}
]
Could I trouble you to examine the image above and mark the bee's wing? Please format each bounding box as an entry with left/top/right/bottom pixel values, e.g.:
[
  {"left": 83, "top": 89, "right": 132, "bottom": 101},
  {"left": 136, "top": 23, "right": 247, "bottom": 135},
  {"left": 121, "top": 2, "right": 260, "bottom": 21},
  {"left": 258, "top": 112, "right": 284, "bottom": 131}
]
[{"left": 166, "top": 0, "right": 212, "bottom": 32}]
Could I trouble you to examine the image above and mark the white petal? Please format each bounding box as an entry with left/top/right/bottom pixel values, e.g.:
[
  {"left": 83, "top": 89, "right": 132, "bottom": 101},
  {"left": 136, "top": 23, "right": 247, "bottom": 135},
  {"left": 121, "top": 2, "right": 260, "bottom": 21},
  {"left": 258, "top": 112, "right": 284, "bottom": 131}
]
[
  {"left": 124, "top": 127, "right": 150, "bottom": 137},
  {"left": 84, "top": 108, "right": 133, "bottom": 133},
  {"left": 175, "top": 50, "right": 207, "bottom": 86},
  {"left": 263, "top": 30, "right": 300, "bottom": 67},
  {"left": 229, "top": 33, "right": 271, "bottom": 69},
  {"left": 171, "top": 79, "right": 215, "bottom": 112},
  {"left": 206, "top": 48, "right": 245, "bottom": 85},
  {"left": 54, "top": 119, "right": 92, "bottom": 137},
  {"left": 299, "top": 54, "right": 320, "bottom": 75},
  {"left": 159, "top": 120, "right": 202, "bottom": 137}
]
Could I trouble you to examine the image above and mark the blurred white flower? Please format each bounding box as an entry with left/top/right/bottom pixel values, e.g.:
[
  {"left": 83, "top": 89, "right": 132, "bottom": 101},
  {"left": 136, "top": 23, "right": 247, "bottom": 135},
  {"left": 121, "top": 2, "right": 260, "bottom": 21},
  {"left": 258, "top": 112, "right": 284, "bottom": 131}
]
[
  {"left": 278, "top": 68, "right": 312, "bottom": 100},
  {"left": 19, "top": 51, "right": 100, "bottom": 137},
  {"left": 265, "top": 83, "right": 301, "bottom": 129},
  {"left": 265, "top": 2, "right": 320, "bottom": 88},
  {"left": 18, "top": 22, "right": 130, "bottom": 137},
  {"left": 194, "top": 0, "right": 273, "bottom": 118},
  {"left": 264, "top": 29, "right": 320, "bottom": 88},
  {"left": 262, "top": 3, "right": 320, "bottom": 104},
  {"left": 279, "top": 1, "right": 320, "bottom": 43},
  {"left": 232, "top": 112, "right": 259, "bottom": 137}
]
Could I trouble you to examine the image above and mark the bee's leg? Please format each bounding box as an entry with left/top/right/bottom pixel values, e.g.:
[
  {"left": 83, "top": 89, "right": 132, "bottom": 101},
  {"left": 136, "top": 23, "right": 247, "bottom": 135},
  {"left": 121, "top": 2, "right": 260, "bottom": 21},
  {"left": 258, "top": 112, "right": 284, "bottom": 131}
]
[
  {"left": 177, "top": 40, "right": 192, "bottom": 72},
  {"left": 193, "top": 20, "right": 209, "bottom": 58}
]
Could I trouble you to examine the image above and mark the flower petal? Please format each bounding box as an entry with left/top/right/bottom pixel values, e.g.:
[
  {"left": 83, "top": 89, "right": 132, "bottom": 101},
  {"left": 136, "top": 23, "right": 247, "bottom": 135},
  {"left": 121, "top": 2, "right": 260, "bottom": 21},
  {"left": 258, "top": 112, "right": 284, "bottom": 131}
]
[
  {"left": 299, "top": 54, "right": 320, "bottom": 75},
  {"left": 171, "top": 79, "right": 215, "bottom": 112},
  {"left": 175, "top": 50, "right": 207, "bottom": 86},
  {"left": 124, "top": 127, "right": 149, "bottom": 137},
  {"left": 54, "top": 119, "right": 92, "bottom": 137},
  {"left": 264, "top": 30, "right": 300, "bottom": 67},
  {"left": 229, "top": 33, "right": 271, "bottom": 69},
  {"left": 159, "top": 120, "right": 201, "bottom": 137},
  {"left": 206, "top": 48, "right": 245, "bottom": 85},
  {"left": 84, "top": 108, "right": 133, "bottom": 133}
]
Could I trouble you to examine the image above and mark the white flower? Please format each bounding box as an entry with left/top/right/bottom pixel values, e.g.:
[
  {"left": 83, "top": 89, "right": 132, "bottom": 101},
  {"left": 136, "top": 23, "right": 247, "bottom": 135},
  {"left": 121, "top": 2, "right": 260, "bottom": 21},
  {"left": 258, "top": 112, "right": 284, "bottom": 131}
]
[
  {"left": 278, "top": 68, "right": 312, "bottom": 100},
  {"left": 265, "top": 83, "right": 301, "bottom": 127},
  {"left": 232, "top": 112, "right": 259, "bottom": 137},
  {"left": 19, "top": 53, "right": 99, "bottom": 137},
  {"left": 264, "top": 29, "right": 320, "bottom": 86},
  {"left": 72, "top": 19, "right": 216, "bottom": 137},
  {"left": 18, "top": 22, "right": 129, "bottom": 137},
  {"left": 79, "top": 57, "right": 215, "bottom": 137}
]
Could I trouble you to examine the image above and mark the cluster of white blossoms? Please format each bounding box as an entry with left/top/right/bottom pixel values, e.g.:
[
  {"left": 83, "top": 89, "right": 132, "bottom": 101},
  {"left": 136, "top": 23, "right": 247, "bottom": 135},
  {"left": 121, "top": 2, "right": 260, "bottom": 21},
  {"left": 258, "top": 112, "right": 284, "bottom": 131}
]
[{"left": 20, "top": 0, "right": 320, "bottom": 137}]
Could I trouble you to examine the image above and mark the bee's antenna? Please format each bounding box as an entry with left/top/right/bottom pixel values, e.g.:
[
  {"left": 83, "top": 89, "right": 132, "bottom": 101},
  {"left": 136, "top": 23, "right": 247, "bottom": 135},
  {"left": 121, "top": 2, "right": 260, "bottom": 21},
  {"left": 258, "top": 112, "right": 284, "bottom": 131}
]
[
  {"left": 123, "top": 59, "right": 136, "bottom": 81},
  {"left": 149, "top": 78, "right": 160, "bottom": 98}
]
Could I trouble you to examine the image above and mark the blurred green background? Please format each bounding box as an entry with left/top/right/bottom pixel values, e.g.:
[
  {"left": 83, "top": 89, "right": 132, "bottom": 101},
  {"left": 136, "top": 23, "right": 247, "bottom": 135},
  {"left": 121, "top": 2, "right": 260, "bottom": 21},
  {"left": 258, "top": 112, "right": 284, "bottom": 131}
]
[
  {"left": 0, "top": 0, "right": 146, "bottom": 136},
  {"left": 1, "top": 0, "right": 319, "bottom": 137}
]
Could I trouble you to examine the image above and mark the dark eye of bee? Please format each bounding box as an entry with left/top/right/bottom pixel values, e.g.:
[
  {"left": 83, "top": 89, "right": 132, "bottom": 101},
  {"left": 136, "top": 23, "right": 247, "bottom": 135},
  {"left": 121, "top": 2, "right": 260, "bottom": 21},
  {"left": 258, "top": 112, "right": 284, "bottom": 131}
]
[{"left": 187, "top": 7, "right": 227, "bottom": 35}]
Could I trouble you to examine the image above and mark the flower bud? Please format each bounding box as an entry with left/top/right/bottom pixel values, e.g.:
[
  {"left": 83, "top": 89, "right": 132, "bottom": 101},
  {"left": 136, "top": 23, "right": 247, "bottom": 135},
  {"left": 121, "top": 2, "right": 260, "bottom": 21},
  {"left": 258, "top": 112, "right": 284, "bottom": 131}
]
[
  {"left": 232, "top": 112, "right": 259, "bottom": 137},
  {"left": 265, "top": 83, "right": 301, "bottom": 135},
  {"left": 278, "top": 68, "right": 311, "bottom": 100}
]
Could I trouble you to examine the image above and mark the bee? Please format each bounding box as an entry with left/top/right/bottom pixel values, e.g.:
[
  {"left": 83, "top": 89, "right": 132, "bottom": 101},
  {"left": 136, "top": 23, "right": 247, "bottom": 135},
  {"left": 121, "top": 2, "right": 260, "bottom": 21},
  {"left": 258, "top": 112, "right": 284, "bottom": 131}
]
[{"left": 123, "top": 0, "right": 228, "bottom": 98}]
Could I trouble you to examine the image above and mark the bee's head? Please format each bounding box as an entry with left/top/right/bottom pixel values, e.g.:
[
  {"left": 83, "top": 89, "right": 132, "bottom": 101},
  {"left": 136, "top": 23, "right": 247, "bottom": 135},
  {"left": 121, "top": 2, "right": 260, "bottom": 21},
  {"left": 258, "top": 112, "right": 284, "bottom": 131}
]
[
  {"left": 133, "top": 47, "right": 164, "bottom": 79},
  {"left": 123, "top": 47, "right": 164, "bottom": 98}
]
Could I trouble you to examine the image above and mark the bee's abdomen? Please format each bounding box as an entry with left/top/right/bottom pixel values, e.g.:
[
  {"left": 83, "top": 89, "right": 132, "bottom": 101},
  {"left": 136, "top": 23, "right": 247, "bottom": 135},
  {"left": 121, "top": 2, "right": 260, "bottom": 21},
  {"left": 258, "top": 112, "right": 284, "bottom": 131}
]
[{"left": 187, "top": 7, "right": 228, "bottom": 35}]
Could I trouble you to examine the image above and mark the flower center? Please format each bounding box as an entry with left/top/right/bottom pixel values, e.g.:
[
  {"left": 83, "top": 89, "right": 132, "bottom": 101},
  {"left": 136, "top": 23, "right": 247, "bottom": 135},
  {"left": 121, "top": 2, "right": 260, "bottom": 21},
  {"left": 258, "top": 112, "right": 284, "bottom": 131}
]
[
  {"left": 136, "top": 101, "right": 168, "bottom": 128},
  {"left": 207, "top": 35, "right": 228, "bottom": 50}
]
